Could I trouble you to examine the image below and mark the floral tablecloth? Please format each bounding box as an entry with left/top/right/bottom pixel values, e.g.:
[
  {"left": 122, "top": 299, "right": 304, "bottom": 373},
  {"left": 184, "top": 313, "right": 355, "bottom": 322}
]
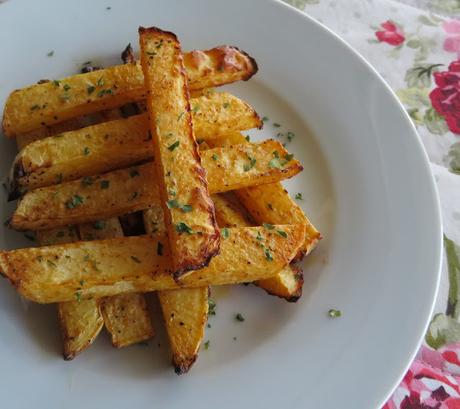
[{"left": 283, "top": 0, "right": 460, "bottom": 407}]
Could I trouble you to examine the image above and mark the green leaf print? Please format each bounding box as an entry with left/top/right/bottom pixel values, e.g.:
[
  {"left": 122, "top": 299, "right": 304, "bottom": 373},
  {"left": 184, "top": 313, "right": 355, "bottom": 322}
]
[
  {"left": 448, "top": 142, "right": 460, "bottom": 175},
  {"left": 426, "top": 313, "right": 460, "bottom": 349},
  {"left": 425, "top": 236, "right": 460, "bottom": 349},
  {"left": 396, "top": 87, "right": 431, "bottom": 109},
  {"left": 417, "top": 15, "right": 443, "bottom": 27},
  {"left": 405, "top": 64, "right": 443, "bottom": 88},
  {"left": 424, "top": 107, "right": 449, "bottom": 135}
]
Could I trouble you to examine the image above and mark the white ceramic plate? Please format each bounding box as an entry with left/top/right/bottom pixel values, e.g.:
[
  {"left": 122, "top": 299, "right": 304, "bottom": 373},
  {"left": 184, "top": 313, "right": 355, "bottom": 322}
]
[{"left": 0, "top": 0, "right": 442, "bottom": 408}]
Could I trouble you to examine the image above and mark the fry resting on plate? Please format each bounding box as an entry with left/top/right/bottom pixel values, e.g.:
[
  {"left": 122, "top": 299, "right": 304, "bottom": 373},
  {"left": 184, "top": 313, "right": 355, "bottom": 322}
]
[{"left": 0, "top": 25, "right": 321, "bottom": 374}]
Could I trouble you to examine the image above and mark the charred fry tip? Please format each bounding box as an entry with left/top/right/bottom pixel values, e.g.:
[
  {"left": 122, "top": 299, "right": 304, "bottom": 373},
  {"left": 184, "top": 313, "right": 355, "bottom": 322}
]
[
  {"left": 138, "top": 26, "right": 178, "bottom": 41},
  {"left": 173, "top": 357, "right": 197, "bottom": 375},
  {"left": 229, "top": 45, "right": 259, "bottom": 80},
  {"left": 63, "top": 353, "right": 75, "bottom": 361}
]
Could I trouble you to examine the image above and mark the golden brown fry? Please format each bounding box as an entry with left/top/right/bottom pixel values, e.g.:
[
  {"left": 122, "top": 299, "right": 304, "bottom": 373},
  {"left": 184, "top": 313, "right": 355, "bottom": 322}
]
[
  {"left": 210, "top": 132, "right": 321, "bottom": 261},
  {"left": 158, "top": 288, "right": 208, "bottom": 375},
  {"left": 213, "top": 193, "right": 303, "bottom": 301},
  {"left": 139, "top": 26, "right": 220, "bottom": 277},
  {"left": 100, "top": 293, "right": 154, "bottom": 348},
  {"left": 36, "top": 226, "right": 104, "bottom": 359},
  {"left": 2, "top": 46, "right": 257, "bottom": 137},
  {"left": 11, "top": 142, "right": 302, "bottom": 231},
  {"left": 0, "top": 225, "right": 306, "bottom": 303},
  {"left": 143, "top": 206, "right": 208, "bottom": 374},
  {"left": 10, "top": 92, "right": 261, "bottom": 196},
  {"left": 78, "top": 217, "right": 155, "bottom": 348},
  {"left": 58, "top": 299, "right": 104, "bottom": 360}
]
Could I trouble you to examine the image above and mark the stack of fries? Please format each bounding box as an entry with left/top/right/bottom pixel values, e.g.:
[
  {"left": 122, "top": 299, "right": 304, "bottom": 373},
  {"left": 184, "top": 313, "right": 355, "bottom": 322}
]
[{"left": 0, "top": 27, "right": 321, "bottom": 374}]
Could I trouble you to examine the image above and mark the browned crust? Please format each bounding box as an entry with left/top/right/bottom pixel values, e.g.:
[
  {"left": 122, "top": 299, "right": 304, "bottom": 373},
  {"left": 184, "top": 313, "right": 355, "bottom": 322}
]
[
  {"left": 230, "top": 45, "right": 259, "bottom": 81},
  {"left": 173, "top": 355, "right": 197, "bottom": 375},
  {"left": 138, "top": 26, "right": 178, "bottom": 40},
  {"left": 258, "top": 266, "right": 304, "bottom": 303}
]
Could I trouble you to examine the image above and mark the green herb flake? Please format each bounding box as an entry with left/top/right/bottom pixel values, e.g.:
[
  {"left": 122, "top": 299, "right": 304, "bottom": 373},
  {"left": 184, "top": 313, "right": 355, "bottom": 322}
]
[
  {"left": 47, "top": 50, "right": 54, "bottom": 57},
  {"left": 83, "top": 147, "right": 90, "bottom": 155},
  {"left": 181, "top": 204, "right": 193, "bottom": 213},
  {"left": 276, "top": 229, "right": 288, "bottom": 238},
  {"left": 93, "top": 220, "right": 106, "bottom": 230},
  {"left": 211, "top": 154, "right": 219, "bottom": 161},
  {"left": 256, "top": 231, "right": 263, "bottom": 241},
  {"left": 75, "top": 291, "right": 82, "bottom": 302},
  {"left": 66, "top": 194, "right": 84, "bottom": 209},
  {"left": 208, "top": 299, "right": 216, "bottom": 315},
  {"left": 62, "top": 84, "right": 71, "bottom": 91},
  {"left": 273, "top": 123, "right": 281, "bottom": 128},
  {"left": 175, "top": 222, "right": 193, "bottom": 234},
  {"left": 130, "top": 169, "right": 140, "bottom": 178},
  {"left": 168, "top": 141, "right": 180, "bottom": 151},
  {"left": 192, "top": 105, "right": 200, "bottom": 113},
  {"left": 264, "top": 247, "right": 273, "bottom": 261},
  {"left": 97, "top": 78, "right": 104, "bottom": 87},
  {"left": 295, "top": 192, "right": 303, "bottom": 200},
  {"left": 284, "top": 153, "right": 294, "bottom": 161},
  {"left": 36, "top": 255, "right": 43, "bottom": 262},
  {"left": 100, "top": 180, "right": 110, "bottom": 189},
  {"left": 87, "top": 85, "right": 95, "bottom": 95},
  {"left": 245, "top": 135, "right": 250, "bottom": 142},
  {"left": 262, "top": 116, "right": 269, "bottom": 122},
  {"left": 223, "top": 102, "right": 230, "bottom": 109},
  {"left": 52, "top": 80, "right": 61, "bottom": 87},
  {"left": 243, "top": 155, "right": 256, "bottom": 172},
  {"left": 204, "top": 340, "right": 210, "bottom": 350},
  {"left": 328, "top": 309, "right": 342, "bottom": 318},
  {"left": 24, "top": 232, "right": 35, "bottom": 241},
  {"left": 157, "top": 242, "right": 163, "bottom": 256},
  {"left": 177, "top": 111, "right": 185, "bottom": 121},
  {"left": 263, "top": 223, "right": 275, "bottom": 230},
  {"left": 79, "top": 279, "right": 85, "bottom": 286},
  {"left": 146, "top": 51, "right": 157, "bottom": 56},
  {"left": 30, "top": 104, "right": 40, "bottom": 111},
  {"left": 235, "top": 313, "right": 245, "bottom": 322},
  {"left": 222, "top": 227, "right": 230, "bottom": 239},
  {"left": 286, "top": 131, "right": 295, "bottom": 142},
  {"left": 130, "top": 255, "right": 141, "bottom": 263}
]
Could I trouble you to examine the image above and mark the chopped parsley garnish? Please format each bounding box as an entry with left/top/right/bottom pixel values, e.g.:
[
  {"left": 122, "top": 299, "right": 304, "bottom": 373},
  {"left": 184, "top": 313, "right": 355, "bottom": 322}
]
[
  {"left": 295, "top": 192, "right": 303, "bottom": 200},
  {"left": 167, "top": 200, "right": 193, "bottom": 213},
  {"left": 53, "top": 80, "right": 61, "bottom": 87},
  {"left": 267, "top": 203, "right": 274, "bottom": 210},
  {"left": 30, "top": 104, "right": 40, "bottom": 111},
  {"left": 245, "top": 135, "right": 250, "bottom": 142},
  {"left": 286, "top": 131, "right": 295, "bottom": 142},
  {"left": 235, "top": 313, "right": 245, "bottom": 322},
  {"left": 204, "top": 340, "right": 210, "bottom": 350},
  {"left": 168, "top": 141, "right": 180, "bottom": 151},
  {"left": 221, "top": 227, "right": 230, "bottom": 239},
  {"left": 192, "top": 105, "right": 200, "bottom": 113},
  {"left": 276, "top": 229, "right": 288, "bottom": 238},
  {"left": 100, "top": 180, "right": 110, "bottom": 189},
  {"left": 63, "top": 84, "right": 71, "bottom": 91},
  {"left": 208, "top": 299, "right": 216, "bottom": 315},
  {"left": 264, "top": 247, "right": 273, "bottom": 261},
  {"left": 66, "top": 194, "right": 84, "bottom": 209},
  {"left": 75, "top": 291, "right": 82, "bottom": 302},
  {"left": 211, "top": 154, "right": 219, "bottom": 161},
  {"left": 256, "top": 231, "right": 263, "bottom": 241},
  {"left": 36, "top": 255, "right": 43, "bottom": 262},
  {"left": 97, "top": 88, "right": 113, "bottom": 97},
  {"left": 175, "top": 222, "right": 193, "bottom": 234},
  {"left": 328, "top": 309, "right": 342, "bottom": 318},
  {"left": 83, "top": 147, "right": 90, "bottom": 155},
  {"left": 157, "top": 242, "right": 163, "bottom": 256},
  {"left": 24, "top": 232, "right": 35, "bottom": 241},
  {"left": 243, "top": 155, "right": 256, "bottom": 172},
  {"left": 273, "top": 123, "right": 281, "bottom": 128},
  {"left": 87, "top": 85, "right": 95, "bottom": 95},
  {"left": 82, "top": 176, "right": 93, "bottom": 186},
  {"left": 223, "top": 102, "right": 230, "bottom": 109},
  {"left": 262, "top": 116, "right": 269, "bottom": 122},
  {"left": 146, "top": 51, "right": 157, "bottom": 56},
  {"left": 130, "top": 255, "right": 141, "bottom": 263},
  {"left": 263, "top": 223, "right": 274, "bottom": 230},
  {"left": 130, "top": 169, "right": 140, "bottom": 177},
  {"left": 47, "top": 50, "right": 54, "bottom": 57},
  {"left": 177, "top": 111, "right": 184, "bottom": 121},
  {"left": 79, "top": 279, "right": 85, "bottom": 286},
  {"left": 47, "top": 260, "right": 57, "bottom": 268},
  {"left": 97, "top": 78, "right": 104, "bottom": 87},
  {"left": 93, "top": 220, "right": 105, "bottom": 230}
]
